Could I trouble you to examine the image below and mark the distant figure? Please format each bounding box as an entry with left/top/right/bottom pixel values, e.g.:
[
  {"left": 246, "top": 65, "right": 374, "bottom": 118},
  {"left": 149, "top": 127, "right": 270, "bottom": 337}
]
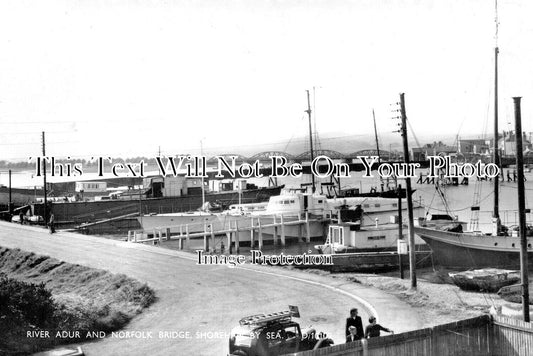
[
  {"left": 345, "top": 308, "right": 364, "bottom": 339},
  {"left": 365, "top": 316, "right": 393, "bottom": 338},
  {"left": 49, "top": 213, "right": 55, "bottom": 234},
  {"left": 513, "top": 169, "right": 518, "bottom": 182},
  {"left": 19, "top": 211, "right": 24, "bottom": 225},
  {"left": 507, "top": 170, "right": 512, "bottom": 182}
]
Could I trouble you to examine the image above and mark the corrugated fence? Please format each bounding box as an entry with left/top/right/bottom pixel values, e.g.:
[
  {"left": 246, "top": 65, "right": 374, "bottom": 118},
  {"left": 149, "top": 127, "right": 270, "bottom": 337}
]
[{"left": 291, "top": 315, "right": 533, "bottom": 356}]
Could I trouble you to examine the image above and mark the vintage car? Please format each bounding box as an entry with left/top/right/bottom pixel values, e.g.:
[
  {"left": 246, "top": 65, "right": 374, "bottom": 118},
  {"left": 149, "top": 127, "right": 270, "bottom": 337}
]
[{"left": 228, "top": 309, "right": 333, "bottom": 356}]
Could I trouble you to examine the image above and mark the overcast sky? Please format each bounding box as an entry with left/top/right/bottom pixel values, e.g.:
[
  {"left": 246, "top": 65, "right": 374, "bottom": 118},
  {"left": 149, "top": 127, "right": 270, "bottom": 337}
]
[{"left": 0, "top": 0, "right": 532, "bottom": 161}]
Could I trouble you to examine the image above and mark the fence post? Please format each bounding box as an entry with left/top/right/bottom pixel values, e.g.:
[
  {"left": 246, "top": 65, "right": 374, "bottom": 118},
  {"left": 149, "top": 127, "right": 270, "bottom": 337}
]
[
  {"left": 204, "top": 223, "right": 209, "bottom": 252},
  {"left": 227, "top": 231, "right": 232, "bottom": 254},
  {"left": 280, "top": 214, "right": 286, "bottom": 246},
  {"left": 178, "top": 237, "right": 183, "bottom": 250},
  {"left": 258, "top": 218, "right": 263, "bottom": 250},
  {"left": 158, "top": 229, "right": 162, "bottom": 244},
  {"left": 489, "top": 315, "right": 496, "bottom": 356},
  {"left": 226, "top": 220, "right": 232, "bottom": 254},
  {"left": 361, "top": 338, "right": 368, "bottom": 356},
  {"left": 166, "top": 228, "right": 171, "bottom": 241},
  {"left": 305, "top": 211, "right": 311, "bottom": 243},
  {"left": 127, "top": 230, "right": 132, "bottom": 242},
  {"left": 250, "top": 217, "right": 255, "bottom": 248},
  {"left": 235, "top": 220, "right": 240, "bottom": 254},
  {"left": 273, "top": 215, "right": 278, "bottom": 245},
  {"left": 210, "top": 224, "right": 215, "bottom": 253}
]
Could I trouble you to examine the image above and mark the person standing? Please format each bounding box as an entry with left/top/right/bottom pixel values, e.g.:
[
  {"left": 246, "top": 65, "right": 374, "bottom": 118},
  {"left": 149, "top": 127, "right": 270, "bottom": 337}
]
[
  {"left": 345, "top": 308, "right": 364, "bottom": 340},
  {"left": 49, "top": 213, "right": 55, "bottom": 234},
  {"left": 365, "top": 316, "right": 393, "bottom": 338}
]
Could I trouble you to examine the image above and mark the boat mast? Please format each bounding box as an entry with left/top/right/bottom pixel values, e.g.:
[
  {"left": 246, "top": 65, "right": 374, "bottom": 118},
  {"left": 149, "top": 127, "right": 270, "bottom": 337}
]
[
  {"left": 373, "top": 109, "right": 381, "bottom": 165},
  {"left": 200, "top": 139, "right": 206, "bottom": 207},
  {"left": 372, "top": 109, "right": 384, "bottom": 191},
  {"left": 493, "top": 0, "right": 501, "bottom": 231},
  {"left": 305, "top": 90, "right": 316, "bottom": 193},
  {"left": 512, "top": 97, "right": 529, "bottom": 322}
]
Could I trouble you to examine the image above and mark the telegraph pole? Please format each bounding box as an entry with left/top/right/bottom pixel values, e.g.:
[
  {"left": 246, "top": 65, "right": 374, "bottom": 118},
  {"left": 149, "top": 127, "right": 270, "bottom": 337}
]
[
  {"left": 42, "top": 132, "right": 47, "bottom": 226},
  {"left": 397, "top": 184, "right": 404, "bottom": 279},
  {"left": 513, "top": 97, "right": 529, "bottom": 322},
  {"left": 399, "top": 93, "right": 416, "bottom": 289}
]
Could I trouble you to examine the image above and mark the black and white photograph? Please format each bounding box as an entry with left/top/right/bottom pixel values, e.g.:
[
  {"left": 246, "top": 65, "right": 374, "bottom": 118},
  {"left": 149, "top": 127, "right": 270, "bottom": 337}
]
[{"left": 1, "top": 1, "right": 533, "bottom": 355}]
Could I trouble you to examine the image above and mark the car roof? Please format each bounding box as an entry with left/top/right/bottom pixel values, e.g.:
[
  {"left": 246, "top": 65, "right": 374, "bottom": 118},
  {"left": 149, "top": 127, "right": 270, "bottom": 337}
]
[{"left": 231, "top": 320, "right": 299, "bottom": 335}]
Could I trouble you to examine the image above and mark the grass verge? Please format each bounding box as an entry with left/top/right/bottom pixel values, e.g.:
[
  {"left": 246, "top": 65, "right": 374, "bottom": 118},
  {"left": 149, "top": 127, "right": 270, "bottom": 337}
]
[{"left": 0, "top": 247, "right": 156, "bottom": 355}]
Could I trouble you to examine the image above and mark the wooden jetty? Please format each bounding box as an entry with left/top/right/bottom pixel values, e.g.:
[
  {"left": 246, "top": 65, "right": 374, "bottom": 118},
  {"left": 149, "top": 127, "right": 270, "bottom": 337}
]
[{"left": 127, "top": 212, "right": 325, "bottom": 253}]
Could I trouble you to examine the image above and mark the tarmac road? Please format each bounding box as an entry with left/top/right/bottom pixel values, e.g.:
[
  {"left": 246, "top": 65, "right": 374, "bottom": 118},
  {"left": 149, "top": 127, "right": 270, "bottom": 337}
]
[{"left": 0, "top": 221, "right": 422, "bottom": 355}]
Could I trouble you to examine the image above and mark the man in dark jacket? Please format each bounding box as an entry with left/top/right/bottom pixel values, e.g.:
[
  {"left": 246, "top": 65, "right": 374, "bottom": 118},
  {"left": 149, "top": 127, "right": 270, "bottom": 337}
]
[{"left": 345, "top": 308, "right": 364, "bottom": 340}]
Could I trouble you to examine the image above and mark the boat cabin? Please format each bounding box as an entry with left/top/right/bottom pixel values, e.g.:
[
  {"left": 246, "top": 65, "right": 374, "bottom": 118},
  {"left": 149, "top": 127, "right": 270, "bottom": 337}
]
[
  {"left": 264, "top": 193, "right": 329, "bottom": 217},
  {"left": 316, "top": 220, "right": 424, "bottom": 254},
  {"left": 143, "top": 176, "right": 208, "bottom": 198}
]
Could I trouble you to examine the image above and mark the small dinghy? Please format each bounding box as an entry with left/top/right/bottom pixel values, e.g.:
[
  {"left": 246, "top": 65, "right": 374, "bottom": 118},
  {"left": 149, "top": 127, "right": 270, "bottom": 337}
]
[{"left": 448, "top": 268, "right": 520, "bottom": 293}]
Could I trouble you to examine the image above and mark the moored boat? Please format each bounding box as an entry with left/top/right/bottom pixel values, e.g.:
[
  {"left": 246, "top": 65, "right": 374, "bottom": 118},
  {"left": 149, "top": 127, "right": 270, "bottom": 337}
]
[
  {"left": 137, "top": 190, "right": 331, "bottom": 241},
  {"left": 315, "top": 221, "right": 426, "bottom": 254},
  {"left": 448, "top": 268, "right": 520, "bottom": 293},
  {"left": 412, "top": 10, "right": 533, "bottom": 270},
  {"left": 414, "top": 225, "right": 533, "bottom": 269},
  {"left": 38, "top": 177, "right": 283, "bottom": 230}
]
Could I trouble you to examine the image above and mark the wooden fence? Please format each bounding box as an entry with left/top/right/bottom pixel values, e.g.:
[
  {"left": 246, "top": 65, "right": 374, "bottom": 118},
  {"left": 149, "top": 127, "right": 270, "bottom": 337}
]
[
  {"left": 291, "top": 315, "right": 533, "bottom": 356},
  {"left": 492, "top": 315, "right": 533, "bottom": 356}
]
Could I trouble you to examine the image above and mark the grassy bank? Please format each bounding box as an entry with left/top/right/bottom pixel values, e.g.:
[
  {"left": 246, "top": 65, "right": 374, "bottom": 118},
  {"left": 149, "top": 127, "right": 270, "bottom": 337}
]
[{"left": 0, "top": 247, "right": 156, "bottom": 355}]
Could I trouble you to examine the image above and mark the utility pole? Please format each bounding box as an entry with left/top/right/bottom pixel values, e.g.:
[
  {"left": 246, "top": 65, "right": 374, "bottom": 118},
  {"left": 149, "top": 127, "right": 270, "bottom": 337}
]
[
  {"left": 399, "top": 93, "right": 416, "bottom": 289},
  {"left": 42, "top": 132, "right": 47, "bottom": 226},
  {"left": 397, "top": 184, "right": 404, "bottom": 279},
  {"left": 513, "top": 97, "right": 529, "bottom": 322},
  {"left": 305, "top": 90, "right": 316, "bottom": 193}
]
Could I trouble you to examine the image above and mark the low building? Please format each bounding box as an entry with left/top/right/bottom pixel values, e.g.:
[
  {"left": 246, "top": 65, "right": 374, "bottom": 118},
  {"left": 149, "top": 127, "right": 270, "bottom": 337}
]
[
  {"left": 75, "top": 181, "right": 107, "bottom": 193},
  {"left": 411, "top": 141, "right": 457, "bottom": 161},
  {"left": 458, "top": 138, "right": 490, "bottom": 155},
  {"left": 499, "top": 131, "right": 532, "bottom": 156}
]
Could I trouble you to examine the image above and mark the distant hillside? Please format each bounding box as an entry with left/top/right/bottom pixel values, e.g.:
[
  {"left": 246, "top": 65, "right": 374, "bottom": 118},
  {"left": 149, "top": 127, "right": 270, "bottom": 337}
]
[{"left": 0, "top": 132, "right": 463, "bottom": 167}]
